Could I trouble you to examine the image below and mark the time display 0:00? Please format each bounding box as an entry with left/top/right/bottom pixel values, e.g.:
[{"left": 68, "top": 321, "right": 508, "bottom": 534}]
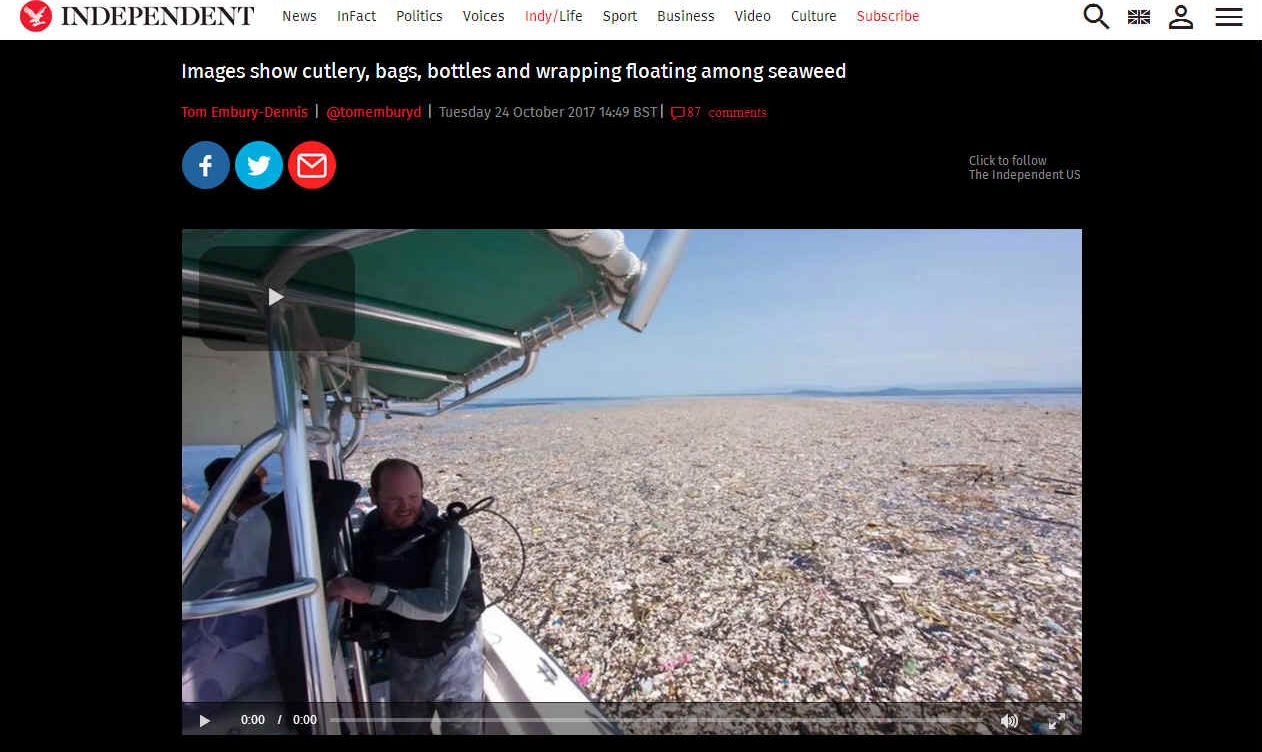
[{"left": 239, "top": 714, "right": 318, "bottom": 726}]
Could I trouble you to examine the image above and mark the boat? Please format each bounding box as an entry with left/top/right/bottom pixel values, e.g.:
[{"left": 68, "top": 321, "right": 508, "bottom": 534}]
[{"left": 180, "top": 229, "right": 689, "bottom": 734}]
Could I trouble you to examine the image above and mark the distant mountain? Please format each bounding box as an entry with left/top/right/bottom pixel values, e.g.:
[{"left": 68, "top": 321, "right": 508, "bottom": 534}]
[
  {"left": 918, "top": 380, "right": 1081, "bottom": 390},
  {"left": 790, "top": 387, "right": 918, "bottom": 396},
  {"left": 788, "top": 385, "right": 1081, "bottom": 397}
]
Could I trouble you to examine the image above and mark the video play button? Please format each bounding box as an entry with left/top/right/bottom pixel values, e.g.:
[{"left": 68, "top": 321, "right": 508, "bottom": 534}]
[
  {"left": 199, "top": 715, "right": 211, "bottom": 728},
  {"left": 267, "top": 288, "right": 285, "bottom": 307}
]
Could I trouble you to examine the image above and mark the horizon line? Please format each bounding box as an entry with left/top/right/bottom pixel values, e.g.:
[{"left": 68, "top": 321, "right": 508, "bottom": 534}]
[{"left": 405, "top": 384, "right": 1085, "bottom": 404}]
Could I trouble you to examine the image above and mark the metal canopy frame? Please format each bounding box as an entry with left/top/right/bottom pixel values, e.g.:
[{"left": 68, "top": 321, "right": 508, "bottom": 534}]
[
  {"left": 180, "top": 228, "right": 690, "bottom": 735},
  {"left": 180, "top": 229, "right": 692, "bottom": 407},
  {"left": 182, "top": 266, "right": 525, "bottom": 351}
]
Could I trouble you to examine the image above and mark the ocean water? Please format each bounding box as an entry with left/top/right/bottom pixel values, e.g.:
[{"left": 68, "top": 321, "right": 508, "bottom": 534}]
[{"left": 451, "top": 391, "right": 1084, "bottom": 410}]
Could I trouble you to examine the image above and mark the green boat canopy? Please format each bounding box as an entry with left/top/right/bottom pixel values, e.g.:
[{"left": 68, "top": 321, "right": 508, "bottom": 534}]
[{"left": 181, "top": 229, "right": 657, "bottom": 402}]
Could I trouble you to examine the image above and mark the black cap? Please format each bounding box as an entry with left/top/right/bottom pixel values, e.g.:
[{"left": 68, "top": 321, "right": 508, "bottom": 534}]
[{"left": 204, "top": 457, "right": 263, "bottom": 497}]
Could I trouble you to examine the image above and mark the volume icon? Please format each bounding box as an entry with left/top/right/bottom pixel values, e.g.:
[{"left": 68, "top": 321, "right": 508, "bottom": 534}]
[{"left": 1001, "top": 713, "right": 1019, "bottom": 730}]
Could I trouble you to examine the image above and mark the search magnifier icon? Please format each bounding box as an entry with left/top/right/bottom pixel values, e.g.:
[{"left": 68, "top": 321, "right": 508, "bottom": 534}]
[{"left": 1083, "top": 3, "right": 1110, "bottom": 28}]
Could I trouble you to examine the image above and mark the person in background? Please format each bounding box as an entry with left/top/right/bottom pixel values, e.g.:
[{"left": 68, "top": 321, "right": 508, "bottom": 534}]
[
  {"left": 225, "top": 464, "right": 282, "bottom": 582},
  {"left": 183, "top": 458, "right": 272, "bottom": 598},
  {"left": 182, "top": 464, "right": 276, "bottom": 714},
  {"left": 182, "top": 493, "right": 199, "bottom": 529}
]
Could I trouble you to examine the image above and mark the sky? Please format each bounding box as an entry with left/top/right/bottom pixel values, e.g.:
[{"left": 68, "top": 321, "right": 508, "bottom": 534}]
[{"left": 489, "top": 229, "right": 1082, "bottom": 400}]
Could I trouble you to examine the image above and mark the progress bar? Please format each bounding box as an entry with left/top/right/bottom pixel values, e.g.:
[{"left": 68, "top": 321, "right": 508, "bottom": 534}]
[{"left": 331, "top": 717, "right": 982, "bottom": 723}]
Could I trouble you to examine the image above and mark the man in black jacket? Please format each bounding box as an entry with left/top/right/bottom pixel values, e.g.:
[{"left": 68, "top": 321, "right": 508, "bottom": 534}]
[{"left": 326, "top": 458, "right": 485, "bottom": 735}]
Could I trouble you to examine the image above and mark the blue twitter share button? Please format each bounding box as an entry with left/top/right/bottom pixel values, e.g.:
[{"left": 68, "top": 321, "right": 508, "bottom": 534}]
[{"left": 235, "top": 141, "right": 283, "bottom": 189}]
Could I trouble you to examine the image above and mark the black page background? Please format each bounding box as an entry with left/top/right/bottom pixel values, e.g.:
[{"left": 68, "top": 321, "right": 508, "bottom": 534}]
[{"left": 14, "top": 41, "right": 1259, "bottom": 736}]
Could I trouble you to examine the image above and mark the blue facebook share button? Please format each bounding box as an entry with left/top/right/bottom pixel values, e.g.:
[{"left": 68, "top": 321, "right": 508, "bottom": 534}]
[{"left": 183, "top": 141, "right": 230, "bottom": 189}]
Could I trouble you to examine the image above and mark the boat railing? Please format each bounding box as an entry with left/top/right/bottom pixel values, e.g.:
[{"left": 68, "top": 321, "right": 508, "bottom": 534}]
[{"left": 181, "top": 305, "right": 340, "bottom": 733}]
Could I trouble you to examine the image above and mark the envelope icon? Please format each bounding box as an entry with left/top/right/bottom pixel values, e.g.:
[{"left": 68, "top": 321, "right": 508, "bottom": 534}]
[{"left": 296, "top": 152, "right": 327, "bottom": 179}]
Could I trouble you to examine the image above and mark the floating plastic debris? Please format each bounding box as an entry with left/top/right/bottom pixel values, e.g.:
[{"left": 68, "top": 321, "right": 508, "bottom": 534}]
[
  {"left": 344, "top": 397, "right": 1082, "bottom": 707},
  {"left": 661, "top": 653, "right": 694, "bottom": 672},
  {"left": 789, "top": 553, "right": 815, "bottom": 570}
]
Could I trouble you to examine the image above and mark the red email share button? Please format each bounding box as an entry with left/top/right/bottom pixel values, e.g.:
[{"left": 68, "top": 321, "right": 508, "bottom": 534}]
[{"left": 288, "top": 141, "right": 336, "bottom": 189}]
